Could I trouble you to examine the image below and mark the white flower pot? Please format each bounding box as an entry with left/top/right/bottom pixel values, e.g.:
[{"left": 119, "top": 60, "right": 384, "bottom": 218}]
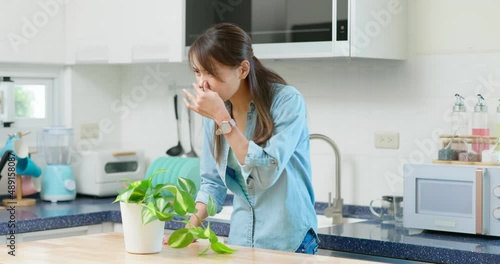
[{"left": 120, "top": 202, "right": 165, "bottom": 254}]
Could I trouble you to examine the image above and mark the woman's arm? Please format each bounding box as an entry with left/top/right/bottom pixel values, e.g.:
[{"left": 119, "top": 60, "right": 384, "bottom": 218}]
[{"left": 188, "top": 202, "right": 208, "bottom": 227}]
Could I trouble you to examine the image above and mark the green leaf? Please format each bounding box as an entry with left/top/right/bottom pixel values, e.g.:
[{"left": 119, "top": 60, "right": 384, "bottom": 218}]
[
  {"left": 114, "top": 178, "right": 151, "bottom": 203},
  {"left": 128, "top": 189, "right": 147, "bottom": 202},
  {"left": 142, "top": 202, "right": 158, "bottom": 225},
  {"left": 178, "top": 177, "right": 197, "bottom": 196},
  {"left": 161, "top": 185, "right": 179, "bottom": 197},
  {"left": 173, "top": 189, "right": 196, "bottom": 215},
  {"left": 206, "top": 224, "right": 218, "bottom": 244},
  {"left": 127, "top": 179, "right": 141, "bottom": 188},
  {"left": 155, "top": 196, "right": 173, "bottom": 212},
  {"left": 168, "top": 228, "right": 194, "bottom": 248},
  {"left": 129, "top": 180, "right": 151, "bottom": 202},
  {"left": 206, "top": 195, "right": 217, "bottom": 217},
  {"left": 114, "top": 188, "right": 134, "bottom": 203},
  {"left": 187, "top": 226, "right": 206, "bottom": 239},
  {"left": 155, "top": 211, "right": 175, "bottom": 222},
  {"left": 203, "top": 222, "right": 212, "bottom": 240},
  {"left": 210, "top": 241, "right": 237, "bottom": 254},
  {"left": 130, "top": 178, "right": 151, "bottom": 189}
]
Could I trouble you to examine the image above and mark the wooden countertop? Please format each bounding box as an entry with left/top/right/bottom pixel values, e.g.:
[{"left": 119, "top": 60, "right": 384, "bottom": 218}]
[{"left": 0, "top": 232, "right": 385, "bottom": 263}]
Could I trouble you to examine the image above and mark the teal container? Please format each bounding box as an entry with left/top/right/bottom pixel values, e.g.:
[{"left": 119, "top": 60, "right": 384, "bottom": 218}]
[
  {"left": 145, "top": 157, "right": 201, "bottom": 191},
  {"left": 41, "top": 165, "right": 76, "bottom": 202}
]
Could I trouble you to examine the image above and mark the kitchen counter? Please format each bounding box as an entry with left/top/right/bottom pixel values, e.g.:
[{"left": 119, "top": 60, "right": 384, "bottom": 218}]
[
  {"left": 0, "top": 232, "right": 385, "bottom": 263},
  {"left": 1, "top": 195, "right": 500, "bottom": 263}
]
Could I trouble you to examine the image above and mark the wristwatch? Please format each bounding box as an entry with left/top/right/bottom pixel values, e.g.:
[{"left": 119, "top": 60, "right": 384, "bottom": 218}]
[{"left": 216, "top": 119, "right": 236, "bottom": 135}]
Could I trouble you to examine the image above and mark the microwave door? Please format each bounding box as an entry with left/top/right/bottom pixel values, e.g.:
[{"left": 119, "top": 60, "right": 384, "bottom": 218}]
[{"left": 404, "top": 164, "right": 479, "bottom": 235}]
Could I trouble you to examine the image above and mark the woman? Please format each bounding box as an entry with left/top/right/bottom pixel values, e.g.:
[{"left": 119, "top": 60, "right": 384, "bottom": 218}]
[{"left": 181, "top": 23, "right": 318, "bottom": 253}]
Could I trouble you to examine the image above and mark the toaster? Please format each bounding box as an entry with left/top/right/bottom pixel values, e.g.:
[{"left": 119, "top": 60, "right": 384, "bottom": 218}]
[{"left": 73, "top": 150, "right": 145, "bottom": 197}]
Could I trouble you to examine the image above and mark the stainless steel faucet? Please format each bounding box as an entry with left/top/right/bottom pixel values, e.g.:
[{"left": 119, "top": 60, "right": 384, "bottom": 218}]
[{"left": 309, "top": 133, "right": 344, "bottom": 225}]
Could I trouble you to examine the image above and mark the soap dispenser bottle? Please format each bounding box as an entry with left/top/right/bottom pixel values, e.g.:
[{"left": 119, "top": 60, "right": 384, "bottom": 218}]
[
  {"left": 450, "top": 94, "right": 468, "bottom": 135},
  {"left": 472, "top": 94, "right": 489, "bottom": 153}
]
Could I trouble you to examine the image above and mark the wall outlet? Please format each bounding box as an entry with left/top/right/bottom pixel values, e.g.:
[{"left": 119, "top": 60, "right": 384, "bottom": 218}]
[
  {"left": 374, "top": 131, "right": 399, "bottom": 149},
  {"left": 80, "top": 123, "right": 99, "bottom": 139}
]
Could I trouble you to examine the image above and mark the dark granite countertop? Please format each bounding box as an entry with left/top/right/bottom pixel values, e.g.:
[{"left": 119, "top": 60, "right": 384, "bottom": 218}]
[{"left": 1, "top": 195, "right": 500, "bottom": 263}]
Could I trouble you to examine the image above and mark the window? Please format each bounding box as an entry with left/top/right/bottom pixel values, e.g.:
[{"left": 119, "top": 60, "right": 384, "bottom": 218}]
[
  {"left": 15, "top": 83, "right": 47, "bottom": 119},
  {"left": 1, "top": 77, "right": 54, "bottom": 128}
]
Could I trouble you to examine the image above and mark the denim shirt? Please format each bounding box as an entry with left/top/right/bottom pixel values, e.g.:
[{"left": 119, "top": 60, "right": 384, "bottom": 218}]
[{"left": 195, "top": 84, "right": 317, "bottom": 252}]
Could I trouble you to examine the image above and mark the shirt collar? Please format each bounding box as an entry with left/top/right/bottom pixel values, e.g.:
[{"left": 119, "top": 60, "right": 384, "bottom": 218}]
[{"left": 224, "top": 101, "right": 256, "bottom": 114}]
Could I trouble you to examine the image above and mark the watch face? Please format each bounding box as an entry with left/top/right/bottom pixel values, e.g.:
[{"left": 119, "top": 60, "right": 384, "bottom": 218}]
[
  {"left": 221, "top": 122, "right": 231, "bottom": 133},
  {"left": 216, "top": 119, "right": 235, "bottom": 135}
]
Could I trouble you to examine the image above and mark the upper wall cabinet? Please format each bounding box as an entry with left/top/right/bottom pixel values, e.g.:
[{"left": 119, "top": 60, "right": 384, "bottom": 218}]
[
  {"left": 349, "top": 0, "right": 407, "bottom": 59},
  {"left": 185, "top": 0, "right": 407, "bottom": 60},
  {"left": 414, "top": 0, "right": 500, "bottom": 54},
  {"left": 0, "top": 0, "right": 65, "bottom": 64},
  {"left": 65, "top": 0, "right": 183, "bottom": 64}
]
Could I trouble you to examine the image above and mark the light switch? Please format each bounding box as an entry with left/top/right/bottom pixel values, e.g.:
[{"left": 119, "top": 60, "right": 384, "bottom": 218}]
[{"left": 80, "top": 123, "right": 99, "bottom": 139}]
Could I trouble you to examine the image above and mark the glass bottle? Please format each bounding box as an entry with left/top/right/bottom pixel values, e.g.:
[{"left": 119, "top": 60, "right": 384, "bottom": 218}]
[
  {"left": 450, "top": 94, "right": 468, "bottom": 136},
  {"left": 472, "top": 94, "right": 489, "bottom": 153}
]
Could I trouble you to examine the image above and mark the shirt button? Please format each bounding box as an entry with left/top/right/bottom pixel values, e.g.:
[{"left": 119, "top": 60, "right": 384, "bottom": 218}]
[{"left": 270, "top": 159, "right": 276, "bottom": 164}]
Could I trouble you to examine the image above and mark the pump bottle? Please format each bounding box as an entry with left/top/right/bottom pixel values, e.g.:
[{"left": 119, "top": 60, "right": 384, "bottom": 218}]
[
  {"left": 472, "top": 94, "right": 489, "bottom": 153},
  {"left": 450, "top": 94, "right": 468, "bottom": 135}
]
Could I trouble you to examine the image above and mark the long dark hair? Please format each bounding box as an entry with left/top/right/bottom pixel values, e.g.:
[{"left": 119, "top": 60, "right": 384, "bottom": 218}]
[{"left": 188, "top": 23, "right": 286, "bottom": 163}]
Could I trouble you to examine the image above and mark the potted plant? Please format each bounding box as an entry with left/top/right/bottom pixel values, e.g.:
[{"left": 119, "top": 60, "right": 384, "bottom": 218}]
[{"left": 113, "top": 170, "right": 236, "bottom": 255}]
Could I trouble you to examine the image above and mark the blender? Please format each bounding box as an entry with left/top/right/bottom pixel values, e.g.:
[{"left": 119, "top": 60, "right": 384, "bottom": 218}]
[{"left": 39, "top": 127, "right": 76, "bottom": 202}]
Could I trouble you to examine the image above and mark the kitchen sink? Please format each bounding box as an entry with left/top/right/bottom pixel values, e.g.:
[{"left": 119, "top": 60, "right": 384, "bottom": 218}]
[{"left": 209, "top": 206, "right": 365, "bottom": 228}]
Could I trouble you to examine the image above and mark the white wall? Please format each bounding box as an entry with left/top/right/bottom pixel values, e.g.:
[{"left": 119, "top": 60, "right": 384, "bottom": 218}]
[{"left": 69, "top": 65, "right": 123, "bottom": 152}]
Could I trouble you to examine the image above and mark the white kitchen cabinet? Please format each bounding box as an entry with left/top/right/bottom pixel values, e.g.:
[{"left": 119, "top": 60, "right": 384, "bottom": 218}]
[
  {"left": 0, "top": 223, "right": 114, "bottom": 245},
  {"left": 0, "top": 0, "right": 65, "bottom": 64},
  {"left": 129, "top": 0, "right": 184, "bottom": 63},
  {"left": 414, "top": 0, "right": 500, "bottom": 54},
  {"left": 65, "top": 0, "right": 183, "bottom": 64},
  {"left": 65, "top": 0, "right": 118, "bottom": 64},
  {"left": 348, "top": 0, "right": 407, "bottom": 59}
]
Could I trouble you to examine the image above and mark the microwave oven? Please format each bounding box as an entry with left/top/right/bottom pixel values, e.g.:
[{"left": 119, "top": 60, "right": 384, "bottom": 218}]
[
  {"left": 184, "top": 0, "right": 407, "bottom": 60},
  {"left": 404, "top": 164, "right": 500, "bottom": 236}
]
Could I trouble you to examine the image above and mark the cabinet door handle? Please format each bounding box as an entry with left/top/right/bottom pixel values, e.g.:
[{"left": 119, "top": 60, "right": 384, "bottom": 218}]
[
  {"left": 112, "top": 151, "right": 136, "bottom": 157},
  {"left": 476, "top": 168, "right": 483, "bottom": 235}
]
